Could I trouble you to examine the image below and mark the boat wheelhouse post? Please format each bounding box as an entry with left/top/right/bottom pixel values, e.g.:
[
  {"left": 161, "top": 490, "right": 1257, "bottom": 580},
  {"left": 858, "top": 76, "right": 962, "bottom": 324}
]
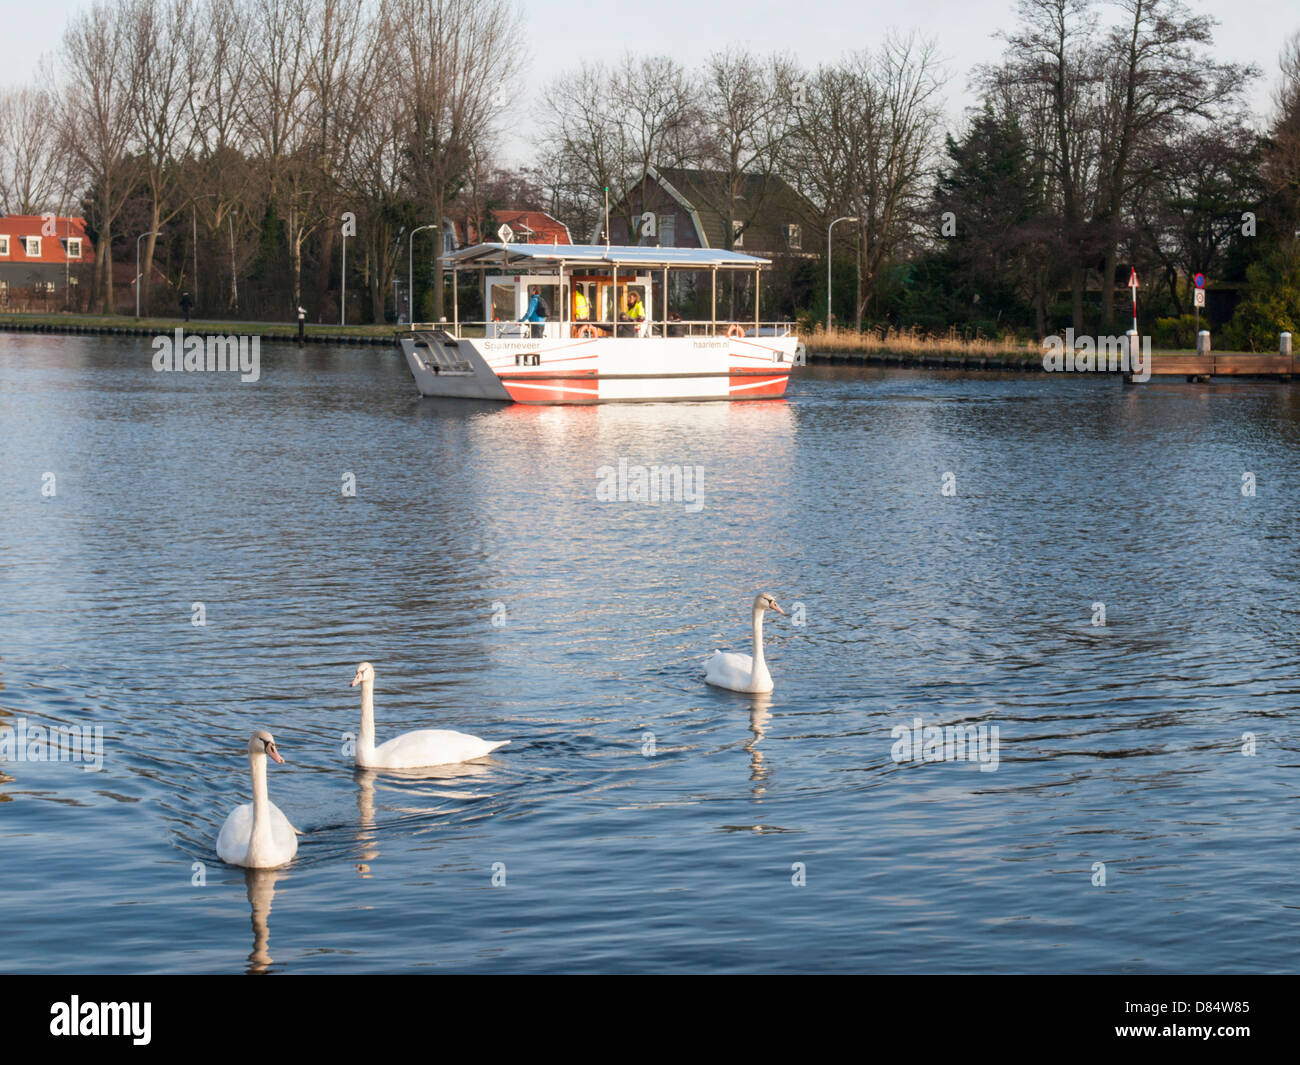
[{"left": 395, "top": 242, "right": 803, "bottom": 405}]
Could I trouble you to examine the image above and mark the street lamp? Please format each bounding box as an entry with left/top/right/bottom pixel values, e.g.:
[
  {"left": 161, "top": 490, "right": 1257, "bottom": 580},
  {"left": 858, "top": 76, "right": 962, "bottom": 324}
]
[
  {"left": 826, "top": 216, "right": 858, "bottom": 329},
  {"left": 136, "top": 230, "right": 162, "bottom": 318},
  {"left": 409, "top": 223, "right": 436, "bottom": 325}
]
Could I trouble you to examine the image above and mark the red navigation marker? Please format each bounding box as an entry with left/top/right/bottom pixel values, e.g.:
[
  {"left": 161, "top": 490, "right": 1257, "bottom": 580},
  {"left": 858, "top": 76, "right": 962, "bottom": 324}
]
[{"left": 1128, "top": 268, "right": 1139, "bottom": 289}]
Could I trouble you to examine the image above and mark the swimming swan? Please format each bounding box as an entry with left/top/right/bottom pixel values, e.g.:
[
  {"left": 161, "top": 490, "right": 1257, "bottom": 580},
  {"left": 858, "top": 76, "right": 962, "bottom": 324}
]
[
  {"left": 216, "top": 730, "right": 299, "bottom": 869},
  {"left": 350, "top": 662, "right": 509, "bottom": 769},
  {"left": 704, "top": 593, "right": 786, "bottom": 694}
]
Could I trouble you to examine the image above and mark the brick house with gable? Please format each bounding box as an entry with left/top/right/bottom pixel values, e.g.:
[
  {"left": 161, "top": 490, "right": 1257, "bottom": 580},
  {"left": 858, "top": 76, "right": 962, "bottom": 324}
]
[{"left": 0, "top": 215, "right": 95, "bottom": 311}]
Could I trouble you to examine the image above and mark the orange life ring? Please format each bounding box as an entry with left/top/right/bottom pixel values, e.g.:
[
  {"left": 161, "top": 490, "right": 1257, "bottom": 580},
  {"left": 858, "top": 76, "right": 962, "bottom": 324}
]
[
  {"left": 577, "top": 324, "right": 598, "bottom": 338},
  {"left": 726, "top": 324, "right": 745, "bottom": 339}
]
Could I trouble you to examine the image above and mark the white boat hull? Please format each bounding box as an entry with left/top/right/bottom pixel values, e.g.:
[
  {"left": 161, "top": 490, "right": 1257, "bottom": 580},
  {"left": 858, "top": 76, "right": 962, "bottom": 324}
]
[{"left": 398, "top": 331, "right": 798, "bottom": 404}]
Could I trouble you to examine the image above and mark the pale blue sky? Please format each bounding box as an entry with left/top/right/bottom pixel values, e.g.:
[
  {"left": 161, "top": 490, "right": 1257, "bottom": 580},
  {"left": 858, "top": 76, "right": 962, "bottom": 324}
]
[{"left": 7, "top": 0, "right": 1293, "bottom": 164}]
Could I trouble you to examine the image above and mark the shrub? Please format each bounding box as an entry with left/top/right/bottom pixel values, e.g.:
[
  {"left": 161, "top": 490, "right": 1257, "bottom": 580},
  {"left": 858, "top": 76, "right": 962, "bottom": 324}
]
[
  {"left": 1226, "top": 240, "right": 1300, "bottom": 351},
  {"left": 1151, "top": 314, "right": 1198, "bottom": 349}
]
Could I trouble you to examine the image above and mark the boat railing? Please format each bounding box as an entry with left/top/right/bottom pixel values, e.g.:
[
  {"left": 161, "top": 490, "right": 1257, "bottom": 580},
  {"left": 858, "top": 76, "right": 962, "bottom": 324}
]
[{"left": 407, "top": 320, "right": 799, "bottom": 340}]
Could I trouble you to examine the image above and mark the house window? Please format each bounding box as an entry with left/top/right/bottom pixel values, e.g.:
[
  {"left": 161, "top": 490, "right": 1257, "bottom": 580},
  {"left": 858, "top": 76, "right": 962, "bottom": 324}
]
[
  {"left": 24, "top": 237, "right": 40, "bottom": 257},
  {"left": 658, "top": 215, "right": 675, "bottom": 247},
  {"left": 0, "top": 235, "right": 9, "bottom": 256},
  {"left": 43, "top": 281, "right": 56, "bottom": 293},
  {"left": 732, "top": 220, "right": 745, "bottom": 248},
  {"left": 785, "top": 224, "right": 802, "bottom": 251},
  {"left": 66, "top": 237, "right": 82, "bottom": 259}
]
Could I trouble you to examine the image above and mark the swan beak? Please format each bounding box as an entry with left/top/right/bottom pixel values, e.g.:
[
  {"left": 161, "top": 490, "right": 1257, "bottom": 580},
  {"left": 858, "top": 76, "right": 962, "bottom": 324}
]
[
  {"left": 268, "top": 747, "right": 285, "bottom": 765},
  {"left": 771, "top": 603, "right": 786, "bottom": 615},
  {"left": 350, "top": 674, "right": 361, "bottom": 687}
]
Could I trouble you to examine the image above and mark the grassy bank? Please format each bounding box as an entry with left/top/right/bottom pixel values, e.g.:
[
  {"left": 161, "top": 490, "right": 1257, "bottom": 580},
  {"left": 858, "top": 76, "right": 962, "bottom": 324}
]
[
  {"left": 805, "top": 324, "right": 1036, "bottom": 357},
  {"left": 802, "top": 325, "right": 1270, "bottom": 365},
  {"left": 0, "top": 311, "right": 396, "bottom": 343},
  {"left": 1, "top": 313, "right": 1264, "bottom": 366}
]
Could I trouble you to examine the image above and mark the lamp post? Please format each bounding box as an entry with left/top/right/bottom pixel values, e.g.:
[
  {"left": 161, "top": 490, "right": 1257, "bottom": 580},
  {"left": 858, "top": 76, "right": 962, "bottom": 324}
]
[
  {"left": 826, "top": 216, "right": 858, "bottom": 329},
  {"left": 136, "top": 230, "right": 161, "bottom": 318},
  {"left": 408, "top": 223, "right": 435, "bottom": 324}
]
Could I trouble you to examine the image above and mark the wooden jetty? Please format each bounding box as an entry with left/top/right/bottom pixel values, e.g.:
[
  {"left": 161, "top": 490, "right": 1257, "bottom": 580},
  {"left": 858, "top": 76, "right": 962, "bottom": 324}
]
[{"left": 1136, "top": 352, "right": 1296, "bottom": 381}]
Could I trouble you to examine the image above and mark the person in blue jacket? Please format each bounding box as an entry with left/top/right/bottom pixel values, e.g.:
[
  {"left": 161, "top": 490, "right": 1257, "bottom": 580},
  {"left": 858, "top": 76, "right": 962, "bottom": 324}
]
[{"left": 520, "top": 286, "right": 549, "bottom": 338}]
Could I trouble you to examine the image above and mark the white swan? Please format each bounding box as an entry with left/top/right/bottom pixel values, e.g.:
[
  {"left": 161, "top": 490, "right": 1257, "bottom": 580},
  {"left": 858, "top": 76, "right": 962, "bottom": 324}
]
[
  {"left": 704, "top": 593, "right": 786, "bottom": 694},
  {"left": 216, "top": 730, "right": 299, "bottom": 869},
  {"left": 350, "top": 662, "right": 509, "bottom": 769}
]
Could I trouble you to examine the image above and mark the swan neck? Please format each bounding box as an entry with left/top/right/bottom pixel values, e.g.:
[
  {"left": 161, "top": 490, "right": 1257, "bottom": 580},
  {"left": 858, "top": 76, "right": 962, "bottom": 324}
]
[
  {"left": 248, "top": 751, "right": 273, "bottom": 855},
  {"left": 358, "top": 679, "right": 375, "bottom": 756},
  {"left": 250, "top": 750, "right": 270, "bottom": 813},
  {"left": 751, "top": 609, "right": 767, "bottom": 672}
]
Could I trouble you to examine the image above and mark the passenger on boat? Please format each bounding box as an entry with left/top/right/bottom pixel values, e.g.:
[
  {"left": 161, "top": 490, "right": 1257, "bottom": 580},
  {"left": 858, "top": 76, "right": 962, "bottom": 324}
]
[
  {"left": 520, "top": 286, "right": 548, "bottom": 338},
  {"left": 573, "top": 287, "right": 590, "bottom": 321},
  {"left": 619, "top": 290, "right": 645, "bottom": 337}
]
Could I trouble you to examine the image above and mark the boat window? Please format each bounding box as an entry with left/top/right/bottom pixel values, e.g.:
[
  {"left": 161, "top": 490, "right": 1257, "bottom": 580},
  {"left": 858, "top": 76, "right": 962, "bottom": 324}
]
[
  {"left": 622, "top": 285, "right": 646, "bottom": 315},
  {"left": 572, "top": 281, "right": 596, "bottom": 320},
  {"left": 535, "top": 284, "right": 559, "bottom": 319},
  {"left": 490, "top": 282, "right": 515, "bottom": 321}
]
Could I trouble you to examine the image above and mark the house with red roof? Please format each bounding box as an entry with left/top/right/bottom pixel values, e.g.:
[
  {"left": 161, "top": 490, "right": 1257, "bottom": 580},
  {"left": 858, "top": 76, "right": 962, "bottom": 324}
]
[
  {"left": 492, "top": 209, "right": 571, "bottom": 245},
  {"left": 0, "top": 215, "right": 95, "bottom": 310},
  {"left": 443, "top": 208, "right": 572, "bottom": 251}
]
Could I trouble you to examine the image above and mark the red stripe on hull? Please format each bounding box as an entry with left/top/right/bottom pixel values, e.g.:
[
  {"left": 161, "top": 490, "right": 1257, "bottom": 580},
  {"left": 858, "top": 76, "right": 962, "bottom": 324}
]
[
  {"left": 730, "top": 368, "right": 790, "bottom": 398},
  {"left": 500, "top": 375, "right": 600, "bottom": 403}
]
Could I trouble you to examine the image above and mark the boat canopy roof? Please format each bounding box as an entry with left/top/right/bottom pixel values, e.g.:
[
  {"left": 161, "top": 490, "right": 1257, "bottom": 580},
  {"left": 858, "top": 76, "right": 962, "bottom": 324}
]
[{"left": 441, "top": 242, "right": 771, "bottom": 270}]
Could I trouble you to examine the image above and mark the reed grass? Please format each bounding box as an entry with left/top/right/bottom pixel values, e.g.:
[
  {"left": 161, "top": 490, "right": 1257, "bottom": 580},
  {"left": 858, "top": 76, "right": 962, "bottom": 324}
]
[{"left": 805, "top": 325, "right": 1037, "bottom": 358}]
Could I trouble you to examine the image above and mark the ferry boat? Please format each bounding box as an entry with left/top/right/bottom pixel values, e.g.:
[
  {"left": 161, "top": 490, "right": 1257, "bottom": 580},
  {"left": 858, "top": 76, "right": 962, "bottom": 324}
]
[{"left": 396, "top": 243, "right": 802, "bottom": 404}]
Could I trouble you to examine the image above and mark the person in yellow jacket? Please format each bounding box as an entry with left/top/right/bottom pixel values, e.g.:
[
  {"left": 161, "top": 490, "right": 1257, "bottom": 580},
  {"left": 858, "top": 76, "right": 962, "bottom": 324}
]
[
  {"left": 622, "top": 290, "right": 645, "bottom": 336},
  {"left": 573, "top": 287, "right": 590, "bottom": 321}
]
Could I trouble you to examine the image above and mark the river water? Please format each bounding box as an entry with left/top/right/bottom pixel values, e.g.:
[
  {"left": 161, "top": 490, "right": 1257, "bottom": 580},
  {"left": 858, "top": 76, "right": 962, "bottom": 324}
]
[{"left": 1, "top": 335, "right": 1297, "bottom": 973}]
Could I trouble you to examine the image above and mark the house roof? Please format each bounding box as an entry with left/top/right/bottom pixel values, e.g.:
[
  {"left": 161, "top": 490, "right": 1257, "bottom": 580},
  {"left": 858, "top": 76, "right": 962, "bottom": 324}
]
[
  {"left": 616, "top": 167, "right": 814, "bottom": 250},
  {"left": 442, "top": 242, "right": 772, "bottom": 269},
  {"left": 448, "top": 208, "right": 573, "bottom": 248},
  {"left": 493, "top": 209, "right": 571, "bottom": 244},
  {"left": 0, "top": 216, "right": 95, "bottom": 263}
]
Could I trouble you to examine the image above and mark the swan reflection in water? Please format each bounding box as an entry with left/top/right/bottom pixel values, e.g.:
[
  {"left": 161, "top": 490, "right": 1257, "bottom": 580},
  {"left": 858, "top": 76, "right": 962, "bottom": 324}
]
[
  {"left": 745, "top": 693, "right": 773, "bottom": 803},
  {"left": 243, "top": 867, "right": 285, "bottom": 975},
  {"left": 353, "top": 760, "right": 499, "bottom": 878}
]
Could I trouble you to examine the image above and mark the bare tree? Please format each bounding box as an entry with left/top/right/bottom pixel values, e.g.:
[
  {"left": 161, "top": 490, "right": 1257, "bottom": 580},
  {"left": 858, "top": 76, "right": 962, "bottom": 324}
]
[
  {"left": 679, "top": 48, "right": 796, "bottom": 250},
  {"left": 340, "top": 8, "right": 421, "bottom": 323},
  {"left": 790, "top": 34, "right": 944, "bottom": 327},
  {"left": 185, "top": 0, "right": 256, "bottom": 312},
  {"left": 539, "top": 54, "right": 692, "bottom": 242},
  {"left": 537, "top": 62, "right": 625, "bottom": 241},
  {"left": 304, "top": 0, "right": 389, "bottom": 317},
  {"left": 1092, "top": 0, "right": 1249, "bottom": 328},
  {"left": 1264, "top": 30, "right": 1300, "bottom": 238},
  {"left": 992, "top": 0, "right": 1101, "bottom": 332},
  {"left": 237, "top": 0, "right": 314, "bottom": 310},
  {"left": 0, "top": 86, "right": 64, "bottom": 215},
  {"left": 60, "top": 0, "right": 145, "bottom": 312},
  {"left": 127, "top": 0, "right": 202, "bottom": 315},
  {"left": 391, "top": 0, "right": 520, "bottom": 320}
]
